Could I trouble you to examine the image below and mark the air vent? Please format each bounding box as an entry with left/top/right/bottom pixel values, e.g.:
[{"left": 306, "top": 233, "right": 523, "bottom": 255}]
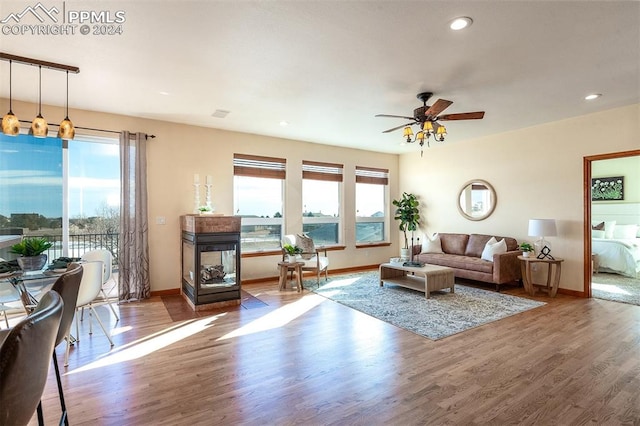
[{"left": 212, "top": 109, "right": 230, "bottom": 118}]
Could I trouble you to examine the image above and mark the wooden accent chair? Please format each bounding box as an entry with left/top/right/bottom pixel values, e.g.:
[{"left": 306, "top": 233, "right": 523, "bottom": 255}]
[{"left": 281, "top": 234, "right": 329, "bottom": 285}]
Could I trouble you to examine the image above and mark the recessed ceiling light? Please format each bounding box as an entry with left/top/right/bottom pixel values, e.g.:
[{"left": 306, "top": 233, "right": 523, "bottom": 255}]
[
  {"left": 159, "top": 91, "right": 170, "bottom": 96},
  {"left": 449, "top": 16, "right": 473, "bottom": 31},
  {"left": 279, "top": 121, "right": 289, "bottom": 127},
  {"left": 584, "top": 93, "right": 602, "bottom": 101}
]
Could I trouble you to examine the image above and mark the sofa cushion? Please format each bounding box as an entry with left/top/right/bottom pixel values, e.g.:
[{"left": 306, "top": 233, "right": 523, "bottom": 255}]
[
  {"left": 480, "top": 237, "right": 507, "bottom": 261},
  {"left": 416, "top": 253, "right": 494, "bottom": 274},
  {"left": 296, "top": 233, "right": 315, "bottom": 260},
  {"left": 465, "top": 234, "right": 494, "bottom": 257},
  {"left": 421, "top": 233, "right": 444, "bottom": 254},
  {"left": 439, "top": 233, "right": 469, "bottom": 256}
]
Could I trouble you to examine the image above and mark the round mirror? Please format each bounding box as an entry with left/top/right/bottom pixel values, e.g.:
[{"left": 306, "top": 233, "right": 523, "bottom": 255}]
[{"left": 457, "top": 179, "right": 497, "bottom": 221}]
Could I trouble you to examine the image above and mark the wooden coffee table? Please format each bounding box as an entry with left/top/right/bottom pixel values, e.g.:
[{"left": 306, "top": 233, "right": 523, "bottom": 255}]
[{"left": 379, "top": 262, "right": 455, "bottom": 299}]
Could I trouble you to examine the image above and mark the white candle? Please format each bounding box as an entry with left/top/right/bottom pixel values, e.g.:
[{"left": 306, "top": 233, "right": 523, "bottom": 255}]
[
  {"left": 194, "top": 174, "right": 200, "bottom": 184},
  {"left": 206, "top": 175, "right": 212, "bottom": 185}
]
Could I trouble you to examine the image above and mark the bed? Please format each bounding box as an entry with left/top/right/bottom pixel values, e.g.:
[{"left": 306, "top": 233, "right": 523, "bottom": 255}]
[{"left": 592, "top": 237, "right": 640, "bottom": 278}]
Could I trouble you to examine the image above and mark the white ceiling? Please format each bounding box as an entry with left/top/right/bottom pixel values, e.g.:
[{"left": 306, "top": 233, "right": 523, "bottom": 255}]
[{"left": 0, "top": 1, "right": 638, "bottom": 154}]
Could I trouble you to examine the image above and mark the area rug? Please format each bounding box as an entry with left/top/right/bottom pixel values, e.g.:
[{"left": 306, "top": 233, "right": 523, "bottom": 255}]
[
  {"left": 309, "top": 272, "right": 546, "bottom": 340},
  {"left": 592, "top": 272, "right": 640, "bottom": 306}
]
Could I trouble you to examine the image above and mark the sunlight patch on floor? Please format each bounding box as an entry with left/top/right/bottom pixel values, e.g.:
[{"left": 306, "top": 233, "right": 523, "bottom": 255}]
[
  {"left": 110, "top": 325, "right": 133, "bottom": 336},
  {"left": 217, "top": 293, "right": 326, "bottom": 340},
  {"left": 66, "top": 314, "right": 225, "bottom": 375},
  {"left": 592, "top": 282, "right": 631, "bottom": 295}
]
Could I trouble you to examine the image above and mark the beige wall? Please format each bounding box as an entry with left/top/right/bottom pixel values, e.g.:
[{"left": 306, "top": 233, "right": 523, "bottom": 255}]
[
  {"left": 2, "top": 98, "right": 400, "bottom": 291},
  {"left": 5, "top": 98, "right": 639, "bottom": 293},
  {"left": 398, "top": 103, "right": 640, "bottom": 293}
]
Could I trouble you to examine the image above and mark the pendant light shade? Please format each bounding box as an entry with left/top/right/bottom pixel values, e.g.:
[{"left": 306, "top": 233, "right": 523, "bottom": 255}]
[
  {"left": 58, "top": 71, "right": 75, "bottom": 140},
  {"left": 2, "top": 60, "right": 20, "bottom": 136},
  {"left": 30, "top": 66, "right": 48, "bottom": 138}
]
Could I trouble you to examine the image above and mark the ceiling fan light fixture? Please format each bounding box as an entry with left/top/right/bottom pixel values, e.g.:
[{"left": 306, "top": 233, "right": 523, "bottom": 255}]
[
  {"left": 403, "top": 126, "right": 414, "bottom": 143},
  {"left": 2, "top": 60, "right": 19, "bottom": 136},
  {"left": 436, "top": 124, "right": 447, "bottom": 141},
  {"left": 450, "top": 16, "right": 473, "bottom": 31},
  {"left": 423, "top": 121, "right": 433, "bottom": 132}
]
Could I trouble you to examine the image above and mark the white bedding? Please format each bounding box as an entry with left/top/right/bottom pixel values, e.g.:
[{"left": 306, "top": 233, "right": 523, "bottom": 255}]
[{"left": 592, "top": 238, "right": 640, "bottom": 278}]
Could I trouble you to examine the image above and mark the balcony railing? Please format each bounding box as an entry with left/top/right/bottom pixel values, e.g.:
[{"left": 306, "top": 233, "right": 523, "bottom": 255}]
[{"left": 31, "top": 233, "right": 119, "bottom": 268}]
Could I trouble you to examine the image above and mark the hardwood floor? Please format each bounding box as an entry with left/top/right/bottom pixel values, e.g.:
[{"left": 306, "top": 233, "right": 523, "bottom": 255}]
[{"left": 30, "top": 275, "right": 640, "bottom": 425}]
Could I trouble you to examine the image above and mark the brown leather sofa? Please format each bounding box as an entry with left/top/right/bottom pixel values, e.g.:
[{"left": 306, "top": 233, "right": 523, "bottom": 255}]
[{"left": 412, "top": 233, "right": 522, "bottom": 291}]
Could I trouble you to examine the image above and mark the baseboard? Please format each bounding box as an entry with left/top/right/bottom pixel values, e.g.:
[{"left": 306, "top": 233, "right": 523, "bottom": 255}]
[
  {"left": 557, "top": 287, "right": 586, "bottom": 298},
  {"left": 150, "top": 288, "right": 181, "bottom": 297}
]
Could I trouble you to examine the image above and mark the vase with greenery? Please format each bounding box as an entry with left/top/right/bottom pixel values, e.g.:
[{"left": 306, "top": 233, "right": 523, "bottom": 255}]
[
  {"left": 519, "top": 242, "right": 534, "bottom": 258},
  {"left": 10, "top": 237, "right": 53, "bottom": 271},
  {"left": 282, "top": 243, "right": 302, "bottom": 263},
  {"left": 392, "top": 192, "right": 420, "bottom": 256}
]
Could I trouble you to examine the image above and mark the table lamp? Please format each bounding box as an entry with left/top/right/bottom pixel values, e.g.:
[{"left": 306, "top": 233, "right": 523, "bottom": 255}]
[{"left": 528, "top": 219, "right": 557, "bottom": 260}]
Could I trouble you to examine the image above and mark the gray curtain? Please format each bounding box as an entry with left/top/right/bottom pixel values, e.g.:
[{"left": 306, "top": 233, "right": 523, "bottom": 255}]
[{"left": 118, "top": 131, "right": 150, "bottom": 301}]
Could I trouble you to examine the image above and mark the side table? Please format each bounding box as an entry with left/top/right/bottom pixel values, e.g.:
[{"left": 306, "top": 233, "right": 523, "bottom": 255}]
[
  {"left": 518, "top": 256, "right": 564, "bottom": 297},
  {"left": 277, "top": 261, "right": 304, "bottom": 292}
]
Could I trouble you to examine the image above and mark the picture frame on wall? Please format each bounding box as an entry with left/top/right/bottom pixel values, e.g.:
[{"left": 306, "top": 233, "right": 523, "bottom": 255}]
[{"left": 591, "top": 176, "right": 624, "bottom": 201}]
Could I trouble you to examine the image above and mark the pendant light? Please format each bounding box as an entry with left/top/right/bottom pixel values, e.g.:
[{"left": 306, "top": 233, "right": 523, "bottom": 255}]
[
  {"left": 29, "top": 65, "right": 48, "bottom": 138},
  {"left": 57, "top": 70, "right": 75, "bottom": 140},
  {"left": 1, "top": 60, "right": 20, "bottom": 136}
]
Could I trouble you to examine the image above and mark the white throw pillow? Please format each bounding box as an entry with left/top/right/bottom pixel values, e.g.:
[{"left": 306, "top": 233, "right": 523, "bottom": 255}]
[
  {"left": 592, "top": 220, "right": 617, "bottom": 239},
  {"left": 612, "top": 224, "right": 639, "bottom": 239},
  {"left": 421, "top": 233, "right": 444, "bottom": 254},
  {"left": 591, "top": 230, "right": 606, "bottom": 239},
  {"left": 481, "top": 237, "right": 507, "bottom": 262}
]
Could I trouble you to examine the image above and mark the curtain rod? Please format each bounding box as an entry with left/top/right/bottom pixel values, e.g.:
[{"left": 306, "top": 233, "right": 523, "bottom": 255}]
[{"left": 17, "top": 119, "right": 156, "bottom": 139}]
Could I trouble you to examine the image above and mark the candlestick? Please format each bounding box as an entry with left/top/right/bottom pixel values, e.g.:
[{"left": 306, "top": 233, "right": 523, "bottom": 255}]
[
  {"left": 206, "top": 175, "right": 212, "bottom": 185},
  {"left": 193, "top": 183, "right": 200, "bottom": 213},
  {"left": 205, "top": 184, "right": 214, "bottom": 212},
  {"left": 194, "top": 173, "right": 200, "bottom": 185}
]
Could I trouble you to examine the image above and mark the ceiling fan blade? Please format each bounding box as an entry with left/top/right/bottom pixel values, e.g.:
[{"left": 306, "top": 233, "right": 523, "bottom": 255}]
[
  {"left": 382, "top": 122, "right": 414, "bottom": 133},
  {"left": 437, "top": 111, "right": 485, "bottom": 121},
  {"left": 375, "top": 114, "right": 416, "bottom": 121},
  {"left": 424, "top": 99, "right": 453, "bottom": 118}
]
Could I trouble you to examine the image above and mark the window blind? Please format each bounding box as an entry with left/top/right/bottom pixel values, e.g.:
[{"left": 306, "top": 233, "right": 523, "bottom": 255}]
[
  {"left": 355, "top": 166, "right": 389, "bottom": 185},
  {"left": 302, "top": 160, "right": 343, "bottom": 182},
  {"left": 233, "top": 153, "right": 286, "bottom": 179}
]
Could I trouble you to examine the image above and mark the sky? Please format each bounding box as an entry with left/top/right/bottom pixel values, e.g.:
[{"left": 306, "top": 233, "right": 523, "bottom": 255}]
[{"left": 0, "top": 134, "right": 119, "bottom": 219}]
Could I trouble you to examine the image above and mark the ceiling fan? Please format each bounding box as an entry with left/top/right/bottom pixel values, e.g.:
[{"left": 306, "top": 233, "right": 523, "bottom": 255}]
[{"left": 375, "top": 92, "right": 485, "bottom": 153}]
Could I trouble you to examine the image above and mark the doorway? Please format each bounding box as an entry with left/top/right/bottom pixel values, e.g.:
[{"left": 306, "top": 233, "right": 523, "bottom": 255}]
[{"left": 584, "top": 149, "right": 640, "bottom": 302}]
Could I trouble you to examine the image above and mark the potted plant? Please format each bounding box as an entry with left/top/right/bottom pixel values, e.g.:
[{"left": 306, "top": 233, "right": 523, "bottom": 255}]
[
  {"left": 519, "top": 242, "right": 534, "bottom": 258},
  {"left": 282, "top": 243, "right": 302, "bottom": 263},
  {"left": 198, "top": 205, "right": 213, "bottom": 215},
  {"left": 10, "top": 237, "right": 53, "bottom": 271},
  {"left": 392, "top": 192, "right": 420, "bottom": 259}
]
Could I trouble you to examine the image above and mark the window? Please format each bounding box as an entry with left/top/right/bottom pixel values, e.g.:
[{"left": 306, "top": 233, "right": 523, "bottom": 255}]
[
  {"left": 355, "top": 166, "right": 388, "bottom": 243},
  {"left": 0, "top": 133, "right": 120, "bottom": 260},
  {"left": 302, "top": 161, "right": 342, "bottom": 246},
  {"left": 233, "top": 154, "right": 286, "bottom": 252}
]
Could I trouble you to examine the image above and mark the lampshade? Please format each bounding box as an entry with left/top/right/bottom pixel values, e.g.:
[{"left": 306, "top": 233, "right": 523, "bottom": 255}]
[
  {"left": 528, "top": 219, "right": 557, "bottom": 237},
  {"left": 57, "top": 70, "right": 75, "bottom": 140},
  {"left": 57, "top": 117, "right": 75, "bottom": 140},
  {"left": 436, "top": 125, "right": 447, "bottom": 136},
  {"left": 403, "top": 126, "right": 413, "bottom": 138},
  {"left": 1, "top": 111, "right": 19, "bottom": 136},
  {"left": 423, "top": 121, "right": 433, "bottom": 132},
  {"left": 30, "top": 114, "right": 48, "bottom": 137},
  {"left": 415, "top": 131, "right": 425, "bottom": 142},
  {"left": 29, "top": 65, "right": 47, "bottom": 138},
  {"left": 2, "top": 60, "right": 19, "bottom": 136}
]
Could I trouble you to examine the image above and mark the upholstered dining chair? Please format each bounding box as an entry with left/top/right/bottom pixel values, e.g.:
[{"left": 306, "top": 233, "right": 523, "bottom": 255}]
[
  {"left": 0, "top": 290, "right": 63, "bottom": 426},
  {"left": 80, "top": 249, "right": 119, "bottom": 321},
  {"left": 281, "top": 234, "right": 329, "bottom": 285},
  {"left": 49, "top": 262, "right": 84, "bottom": 426}
]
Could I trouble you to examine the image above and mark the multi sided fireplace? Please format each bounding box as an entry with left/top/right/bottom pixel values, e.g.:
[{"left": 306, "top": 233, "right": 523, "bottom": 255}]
[{"left": 181, "top": 215, "right": 241, "bottom": 310}]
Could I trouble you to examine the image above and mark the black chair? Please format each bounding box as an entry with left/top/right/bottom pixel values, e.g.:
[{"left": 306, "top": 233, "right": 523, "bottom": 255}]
[
  {"left": 49, "top": 262, "right": 83, "bottom": 426},
  {"left": 0, "top": 291, "right": 63, "bottom": 426}
]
